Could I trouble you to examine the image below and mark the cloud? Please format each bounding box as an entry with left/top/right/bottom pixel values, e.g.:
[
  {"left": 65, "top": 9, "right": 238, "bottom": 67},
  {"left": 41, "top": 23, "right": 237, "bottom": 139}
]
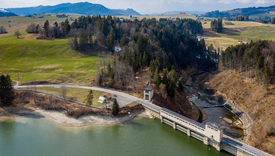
[
  {"left": 254, "top": 0, "right": 269, "bottom": 4},
  {"left": 218, "top": 0, "right": 231, "bottom": 4},
  {"left": 167, "top": 0, "right": 194, "bottom": 3},
  {"left": 237, "top": 0, "right": 252, "bottom": 3}
]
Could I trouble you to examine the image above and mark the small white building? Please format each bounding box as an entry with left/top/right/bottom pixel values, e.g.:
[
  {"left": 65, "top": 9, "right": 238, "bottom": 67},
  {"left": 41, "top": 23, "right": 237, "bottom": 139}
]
[
  {"left": 144, "top": 88, "right": 153, "bottom": 101},
  {"left": 204, "top": 122, "right": 223, "bottom": 143},
  {"left": 98, "top": 96, "right": 106, "bottom": 104}
]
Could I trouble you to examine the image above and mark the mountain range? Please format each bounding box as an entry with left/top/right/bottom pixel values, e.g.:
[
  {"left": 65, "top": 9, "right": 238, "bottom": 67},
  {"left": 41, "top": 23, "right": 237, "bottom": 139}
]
[
  {"left": 201, "top": 5, "right": 275, "bottom": 19},
  {"left": 4, "top": 2, "right": 140, "bottom": 16}
]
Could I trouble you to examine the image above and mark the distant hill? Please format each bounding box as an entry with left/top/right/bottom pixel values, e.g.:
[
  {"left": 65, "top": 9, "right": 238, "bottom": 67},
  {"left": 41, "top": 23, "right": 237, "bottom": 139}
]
[
  {"left": 148, "top": 11, "right": 205, "bottom": 15},
  {"left": 162, "top": 11, "right": 205, "bottom": 15},
  {"left": 201, "top": 5, "right": 275, "bottom": 18},
  {"left": 0, "top": 11, "right": 18, "bottom": 17},
  {"left": 5, "top": 2, "right": 140, "bottom": 16}
]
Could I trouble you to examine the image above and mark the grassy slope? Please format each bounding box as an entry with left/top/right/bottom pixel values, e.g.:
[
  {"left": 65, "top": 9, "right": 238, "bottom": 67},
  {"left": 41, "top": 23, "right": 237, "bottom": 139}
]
[
  {"left": 208, "top": 70, "right": 275, "bottom": 154},
  {"left": 203, "top": 21, "right": 275, "bottom": 50},
  {"left": 0, "top": 34, "right": 100, "bottom": 85},
  {"left": 0, "top": 16, "right": 78, "bottom": 27},
  {"left": 18, "top": 87, "right": 107, "bottom": 107}
]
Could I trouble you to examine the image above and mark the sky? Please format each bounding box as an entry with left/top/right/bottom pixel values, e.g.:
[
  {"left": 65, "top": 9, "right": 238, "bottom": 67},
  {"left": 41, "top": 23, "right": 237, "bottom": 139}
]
[{"left": 1, "top": 0, "right": 275, "bottom": 14}]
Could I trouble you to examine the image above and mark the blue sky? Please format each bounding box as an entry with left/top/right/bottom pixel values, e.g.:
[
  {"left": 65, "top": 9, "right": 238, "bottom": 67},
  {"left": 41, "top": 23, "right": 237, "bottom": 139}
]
[{"left": 1, "top": 0, "right": 275, "bottom": 14}]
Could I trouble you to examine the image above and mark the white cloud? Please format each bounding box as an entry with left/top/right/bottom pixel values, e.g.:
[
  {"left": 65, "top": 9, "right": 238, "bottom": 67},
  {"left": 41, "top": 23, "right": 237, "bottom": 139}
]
[
  {"left": 237, "top": 0, "right": 252, "bottom": 3},
  {"left": 254, "top": 0, "right": 269, "bottom": 4},
  {"left": 218, "top": 0, "right": 231, "bottom": 4},
  {"left": 167, "top": 0, "right": 194, "bottom": 3}
]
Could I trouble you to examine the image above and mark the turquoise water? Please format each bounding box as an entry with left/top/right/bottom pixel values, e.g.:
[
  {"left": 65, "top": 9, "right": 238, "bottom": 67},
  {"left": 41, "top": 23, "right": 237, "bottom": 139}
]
[{"left": 0, "top": 116, "right": 232, "bottom": 156}]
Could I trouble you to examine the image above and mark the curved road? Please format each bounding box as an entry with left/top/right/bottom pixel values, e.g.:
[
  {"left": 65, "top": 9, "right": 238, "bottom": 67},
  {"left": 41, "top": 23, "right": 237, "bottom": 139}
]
[{"left": 14, "top": 83, "right": 162, "bottom": 112}]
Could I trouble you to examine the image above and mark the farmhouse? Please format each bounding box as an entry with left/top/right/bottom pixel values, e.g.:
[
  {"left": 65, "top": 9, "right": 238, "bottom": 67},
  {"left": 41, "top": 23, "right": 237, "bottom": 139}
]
[{"left": 104, "top": 93, "right": 113, "bottom": 100}]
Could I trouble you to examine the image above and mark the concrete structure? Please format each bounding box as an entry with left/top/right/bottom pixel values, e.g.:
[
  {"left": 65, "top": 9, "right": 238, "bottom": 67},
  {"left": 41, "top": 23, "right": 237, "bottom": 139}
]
[
  {"left": 205, "top": 122, "right": 223, "bottom": 143},
  {"left": 144, "top": 88, "right": 153, "bottom": 101}
]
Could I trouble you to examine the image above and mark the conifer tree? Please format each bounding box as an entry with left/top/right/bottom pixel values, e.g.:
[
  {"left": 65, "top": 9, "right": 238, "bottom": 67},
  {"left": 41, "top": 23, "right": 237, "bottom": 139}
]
[
  {"left": 0, "top": 74, "right": 15, "bottom": 106},
  {"left": 79, "top": 28, "right": 87, "bottom": 50},
  {"left": 112, "top": 98, "right": 119, "bottom": 116},
  {"left": 64, "top": 19, "right": 71, "bottom": 36},
  {"left": 106, "top": 28, "right": 115, "bottom": 52},
  {"left": 86, "top": 90, "right": 93, "bottom": 106},
  {"left": 44, "top": 20, "right": 49, "bottom": 37},
  {"left": 120, "top": 34, "right": 129, "bottom": 47}
]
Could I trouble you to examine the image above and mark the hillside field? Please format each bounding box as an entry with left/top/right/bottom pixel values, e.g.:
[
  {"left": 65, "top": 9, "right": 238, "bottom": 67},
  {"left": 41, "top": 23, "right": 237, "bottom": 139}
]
[
  {"left": 0, "top": 16, "right": 79, "bottom": 27},
  {"left": 0, "top": 33, "right": 102, "bottom": 85},
  {"left": 202, "top": 21, "right": 275, "bottom": 50}
]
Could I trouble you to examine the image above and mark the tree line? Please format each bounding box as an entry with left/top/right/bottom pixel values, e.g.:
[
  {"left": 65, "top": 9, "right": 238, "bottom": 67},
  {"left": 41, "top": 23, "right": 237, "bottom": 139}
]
[
  {"left": 211, "top": 19, "right": 223, "bottom": 33},
  {"left": 235, "top": 16, "right": 249, "bottom": 21},
  {"left": 219, "top": 40, "right": 275, "bottom": 94}
]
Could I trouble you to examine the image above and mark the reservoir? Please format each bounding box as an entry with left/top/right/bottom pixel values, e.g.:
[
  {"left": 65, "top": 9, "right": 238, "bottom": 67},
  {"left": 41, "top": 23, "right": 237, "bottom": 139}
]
[{"left": 0, "top": 116, "right": 232, "bottom": 156}]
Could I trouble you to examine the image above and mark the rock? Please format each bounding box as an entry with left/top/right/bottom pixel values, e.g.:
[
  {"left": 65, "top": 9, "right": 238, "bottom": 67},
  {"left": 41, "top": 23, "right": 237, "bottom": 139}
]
[{"left": 223, "top": 117, "right": 233, "bottom": 124}]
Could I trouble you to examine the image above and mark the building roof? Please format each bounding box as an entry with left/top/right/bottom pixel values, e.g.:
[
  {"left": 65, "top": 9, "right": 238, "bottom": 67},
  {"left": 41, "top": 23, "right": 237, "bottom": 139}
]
[
  {"left": 105, "top": 93, "right": 113, "bottom": 99},
  {"left": 206, "top": 122, "right": 222, "bottom": 130},
  {"left": 144, "top": 87, "right": 153, "bottom": 91},
  {"left": 98, "top": 96, "right": 106, "bottom": 104}
]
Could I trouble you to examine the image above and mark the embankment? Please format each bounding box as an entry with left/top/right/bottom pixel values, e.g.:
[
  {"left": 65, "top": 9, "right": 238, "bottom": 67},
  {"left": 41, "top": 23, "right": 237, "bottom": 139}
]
[{"left": 206, "top": 70, "right": 275, "bottom": 155}]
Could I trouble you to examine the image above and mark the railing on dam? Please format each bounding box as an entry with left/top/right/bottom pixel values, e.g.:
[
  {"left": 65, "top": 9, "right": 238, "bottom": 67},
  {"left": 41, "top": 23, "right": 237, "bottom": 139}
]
[
  {"left": 160, "top": 108, "right": 205, "bottom": 135},
  {"left": 141, "top": 103, "right": 272, "bottom": 156}
]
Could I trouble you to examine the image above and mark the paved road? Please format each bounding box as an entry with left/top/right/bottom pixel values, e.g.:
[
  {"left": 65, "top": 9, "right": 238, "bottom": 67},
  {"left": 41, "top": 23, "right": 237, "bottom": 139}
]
[
  {"left": 223, "top": 135, "right": 272, "bottom": 156},
  {"left": 14, "top": 84, "right": 161, "bottom": 111}
]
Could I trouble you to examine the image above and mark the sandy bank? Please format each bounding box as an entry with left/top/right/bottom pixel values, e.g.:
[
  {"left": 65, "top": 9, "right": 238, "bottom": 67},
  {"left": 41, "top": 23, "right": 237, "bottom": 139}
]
[{"left": 0, "top": 109, "right": 152, "bottom": 127}]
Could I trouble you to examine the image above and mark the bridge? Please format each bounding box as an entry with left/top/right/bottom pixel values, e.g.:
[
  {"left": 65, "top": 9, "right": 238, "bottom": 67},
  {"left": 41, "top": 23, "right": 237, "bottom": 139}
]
[{"left": 14, "top": 84, "right": 271, "bottom": 156}]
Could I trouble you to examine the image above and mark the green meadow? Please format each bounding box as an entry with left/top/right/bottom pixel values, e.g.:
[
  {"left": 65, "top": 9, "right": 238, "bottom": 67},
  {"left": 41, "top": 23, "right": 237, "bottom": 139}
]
[
  {"left": 0, "top": 16, "right": 78, "bottom": 27},
  {"left": 18, "top": 87, "right": 107, "bottom": 106},
  {"left": 0, "top": 34, "right": 101, "bottom": 85},
  {"left": 203, "top": 21, "right": 275, "bottom": 50}
]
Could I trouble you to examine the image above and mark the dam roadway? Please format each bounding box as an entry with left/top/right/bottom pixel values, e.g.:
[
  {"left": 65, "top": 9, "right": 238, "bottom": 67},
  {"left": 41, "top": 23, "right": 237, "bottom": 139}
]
[{"left": 15, "top": 84, "right": 271, "bottom": 156}]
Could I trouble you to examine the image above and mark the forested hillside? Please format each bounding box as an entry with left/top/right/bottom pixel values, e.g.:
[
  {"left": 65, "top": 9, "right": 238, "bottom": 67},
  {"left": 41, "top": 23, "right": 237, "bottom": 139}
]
[
  {"left": 219, "top": 40, "right": 275, "bottom": 93},
  {"left": 26, "top": 15, "right": 215, "bottom": 118},
  {"left": 202, "top": 5, "right": 275, "bottom": 18},
  {"left": 0, "top": 11, "right": 18, "bottom": 17}
]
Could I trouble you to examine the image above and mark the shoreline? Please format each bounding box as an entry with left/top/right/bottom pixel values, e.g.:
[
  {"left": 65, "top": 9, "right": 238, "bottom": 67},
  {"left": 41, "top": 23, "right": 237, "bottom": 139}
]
[{"left": 0, "top": 109, "right": 152, "bottom": 127}]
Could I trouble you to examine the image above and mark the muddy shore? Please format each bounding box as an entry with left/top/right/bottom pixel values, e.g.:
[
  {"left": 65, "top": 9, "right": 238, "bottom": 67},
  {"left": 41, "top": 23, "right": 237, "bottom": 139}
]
[{"left": 0, "top": 109, "right": 151, "bottom": 127}]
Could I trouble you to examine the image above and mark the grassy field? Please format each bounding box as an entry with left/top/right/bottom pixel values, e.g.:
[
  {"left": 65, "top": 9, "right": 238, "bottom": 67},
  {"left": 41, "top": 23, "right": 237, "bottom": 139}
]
[
  {"left": 202, "top": 21, "right": 275, "bottom": 50},
  {"left": 0, "top": 16, "right": 78, "bottom": 27},
  {"left": 0, "top": 33, "right": 105, "bottom": 85},
  {"left": 118, "top": 14, "right": 196, "bottom": 20},
  {"left": 202, "top": 21, "right": 267, "bottom": 29},
  {"left": 18, "top": 87, "right": 108, "bottom": 107}
]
